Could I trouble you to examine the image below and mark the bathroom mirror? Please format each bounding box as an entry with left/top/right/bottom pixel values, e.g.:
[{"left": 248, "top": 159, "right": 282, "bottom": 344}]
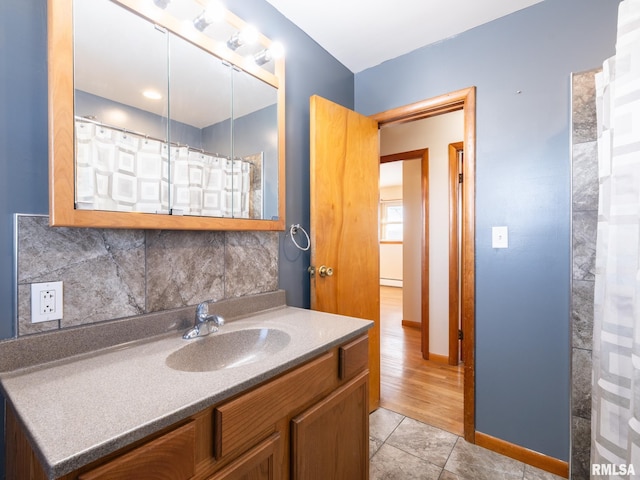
[{"left": 48, "top": 0, "right": 285, "bottom": 230}]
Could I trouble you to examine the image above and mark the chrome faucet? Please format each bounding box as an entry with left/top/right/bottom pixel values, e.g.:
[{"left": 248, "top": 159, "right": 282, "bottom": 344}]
[{"left": 183, "top": 300, "right": 225, "bottom": 339}]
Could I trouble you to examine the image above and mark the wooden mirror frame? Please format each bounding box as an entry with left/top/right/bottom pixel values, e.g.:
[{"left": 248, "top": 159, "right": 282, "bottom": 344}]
[{"left": 48, "top": 0, "right": 285, "bottom": 230}]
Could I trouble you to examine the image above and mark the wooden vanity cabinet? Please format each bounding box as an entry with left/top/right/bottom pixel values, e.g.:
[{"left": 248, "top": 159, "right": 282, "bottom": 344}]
[{"left": 5, "top": 334, "right": 369, "bottom": 480}]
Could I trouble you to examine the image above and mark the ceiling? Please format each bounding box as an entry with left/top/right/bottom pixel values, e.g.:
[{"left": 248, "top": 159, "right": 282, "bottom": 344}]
[{"left": 263, "top": 0, "right": 544, "bottom": 73}]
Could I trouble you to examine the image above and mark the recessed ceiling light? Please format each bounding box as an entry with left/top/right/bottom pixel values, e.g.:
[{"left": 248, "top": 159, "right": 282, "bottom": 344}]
[{"left": 143, "top": 90, "right": 162, "bottom": 100}]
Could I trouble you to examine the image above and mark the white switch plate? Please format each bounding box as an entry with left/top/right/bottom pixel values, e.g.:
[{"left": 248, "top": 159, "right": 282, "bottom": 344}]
[
  {"left": 31, "top": 281, "right": 63, "bottom": 323},
  {"left": 492, "top": 226, "right": 509, "bottom": 249}
]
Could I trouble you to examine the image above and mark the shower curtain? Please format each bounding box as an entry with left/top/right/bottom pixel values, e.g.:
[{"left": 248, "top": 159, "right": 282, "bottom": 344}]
[
  {"left": 75, "top": 119, "right": 252, "bottom": 218},
  {"left": 591, "top": 0, "right": 640, "bottom": 476}
]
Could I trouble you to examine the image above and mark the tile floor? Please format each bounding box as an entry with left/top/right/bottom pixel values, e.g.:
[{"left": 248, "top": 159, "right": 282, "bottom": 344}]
[{"left": 369, "top": 408, "right": 566, "bottom": 480}]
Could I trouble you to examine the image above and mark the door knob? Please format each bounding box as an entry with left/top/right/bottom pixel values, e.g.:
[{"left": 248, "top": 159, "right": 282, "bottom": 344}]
[
  {"left": 308, "top": 265, "right": 334, "bottom": 277},
  {"left": 318, "top": 265, "right": 334, "bottom": 277}
]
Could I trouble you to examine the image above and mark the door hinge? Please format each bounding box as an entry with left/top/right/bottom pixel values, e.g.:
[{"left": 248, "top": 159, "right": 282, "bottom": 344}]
[
  {"left": 458, "top": 173, "right": 463, "bottom": 183},
  {"left": 458, "top": 329, "right": 463, "bottom": 340}
]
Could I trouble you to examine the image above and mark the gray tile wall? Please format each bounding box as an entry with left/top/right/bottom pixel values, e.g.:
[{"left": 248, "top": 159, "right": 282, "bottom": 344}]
[
  {"left": 570, "top": 69, "right": 600, "bottom": 480},
  {"left": 15, "top": 215, "right": 279, "bottom": 336}
]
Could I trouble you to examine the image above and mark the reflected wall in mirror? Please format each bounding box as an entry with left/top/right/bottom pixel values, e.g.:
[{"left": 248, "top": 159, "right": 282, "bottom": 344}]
[
  {"left": 232, "top": 68, "right": 279, "bottom": 220},
  {"left": 49, "top": 0, "right": 285, "bottom": 230}
]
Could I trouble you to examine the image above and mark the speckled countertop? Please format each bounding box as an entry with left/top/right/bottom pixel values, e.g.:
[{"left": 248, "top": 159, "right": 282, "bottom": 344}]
[{"left": 0, "top": 305, "right": 372, "bottom": 479}]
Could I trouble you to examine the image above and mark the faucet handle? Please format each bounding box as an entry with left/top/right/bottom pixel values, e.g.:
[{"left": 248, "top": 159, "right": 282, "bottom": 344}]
[
  {"left": 196, "top": 299, "right": 221, "bottom": 320},
  {"left": 184, "top": 300, "right": 223, "bottom": 339},
  {"left": 196, "top": 301, "right": 210, "bottom": 320}
]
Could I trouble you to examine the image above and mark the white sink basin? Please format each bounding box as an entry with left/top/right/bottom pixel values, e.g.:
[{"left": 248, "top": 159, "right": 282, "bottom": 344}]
[{"left": 166, "top": 328, "right": 291, "bottom": 372}]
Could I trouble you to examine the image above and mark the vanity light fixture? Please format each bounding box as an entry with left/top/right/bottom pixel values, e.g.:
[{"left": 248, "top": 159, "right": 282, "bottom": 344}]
[
  {"left": 252, "top": 41, "right": 285, "bottom": 66},
  {"left": 193, "top": 11, "right": 210, "bottom": 31},
  {"left": 193, "top": 1, "right": 225, "bottom": 31},
  {"left": 252, "top": 49, "right": 271, "bottom": 66},
  {"left": 227, "top": 24, "right": 259, "bottom": 50}
]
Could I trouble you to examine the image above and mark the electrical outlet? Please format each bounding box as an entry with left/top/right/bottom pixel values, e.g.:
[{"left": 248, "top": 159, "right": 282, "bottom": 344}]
[{"left": 31, "top": 281, "right": 63, "bottom": 323}]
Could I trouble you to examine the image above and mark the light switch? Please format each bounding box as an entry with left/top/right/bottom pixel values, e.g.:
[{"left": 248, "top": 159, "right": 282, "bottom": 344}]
[{"left": 492, "top": 226, "right": 508, "bottom": 249}]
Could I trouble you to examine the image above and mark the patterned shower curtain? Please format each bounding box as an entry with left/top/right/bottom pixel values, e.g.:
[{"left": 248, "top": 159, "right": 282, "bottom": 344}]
[
  {"left": 591, "top": 0, "right": 640, "bottom": 477},
  {"left": 75, "top": 119, "right": 252, "bottom": 218}
]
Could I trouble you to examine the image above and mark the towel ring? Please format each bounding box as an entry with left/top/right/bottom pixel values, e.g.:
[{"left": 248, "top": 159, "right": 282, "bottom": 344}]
[{"left": 289, "top": 224, "right": 310, "bottom": 251}]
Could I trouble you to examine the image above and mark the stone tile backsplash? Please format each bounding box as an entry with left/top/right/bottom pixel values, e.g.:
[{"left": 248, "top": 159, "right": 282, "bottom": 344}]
[
  {"left": 16, "top": 215, "right": 279, "bottom": 337},
  {"left": 145, "top": 230, "right": 226, "bottom": 312}
]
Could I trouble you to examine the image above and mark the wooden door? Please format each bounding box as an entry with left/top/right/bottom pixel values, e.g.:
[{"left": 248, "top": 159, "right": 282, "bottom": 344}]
[{"left": 309, "top": 95, "right": 381, "bottom": 410}]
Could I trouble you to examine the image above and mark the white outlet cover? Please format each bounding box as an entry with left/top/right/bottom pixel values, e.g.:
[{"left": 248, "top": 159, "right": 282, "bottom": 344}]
[
  {"left": 492, "top": 226, "right": 509, "bottom": 249},
  {"left": 31, "top": 281, "right": 63, "bottom": 323}
]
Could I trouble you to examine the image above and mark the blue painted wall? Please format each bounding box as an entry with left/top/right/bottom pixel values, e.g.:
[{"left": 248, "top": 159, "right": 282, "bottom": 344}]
[
  {"left": 355, "top": 0, "right": 620, "bottom": 461},
  {"left": 224, "top": 0, "right": 355, "bottom": 308},
  {"left": 0, "top": 0, "right": 49, "bottom": 340}
]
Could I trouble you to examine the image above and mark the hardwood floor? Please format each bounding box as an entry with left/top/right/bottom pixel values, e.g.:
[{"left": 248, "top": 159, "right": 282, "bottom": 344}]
[{"left": 379, "top": 286, "right": 464, "bottom": 435}]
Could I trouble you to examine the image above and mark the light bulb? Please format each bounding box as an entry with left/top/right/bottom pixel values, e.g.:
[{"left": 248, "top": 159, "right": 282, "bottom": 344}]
[
  {"left": 269, "top": 41, "right": 284, "bottom": 59},
  {"left": 241, "top": 25, "right": 259, "bottom": 45}
]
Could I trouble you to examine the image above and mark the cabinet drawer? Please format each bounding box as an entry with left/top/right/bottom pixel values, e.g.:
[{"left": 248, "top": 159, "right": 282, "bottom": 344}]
[
  {"left": 78, "top": 422, "right": 196, "bottom": 480},
  {"left": 339, "top": 335, "right": 368, "bottom": 380},
  {"left": 214, "top": 351, "right": 337, "bottom": 459}
]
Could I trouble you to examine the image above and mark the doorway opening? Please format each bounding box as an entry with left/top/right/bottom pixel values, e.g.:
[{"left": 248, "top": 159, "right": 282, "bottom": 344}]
[
  {"left": 372, "top": 87, "right": 476, "bottom": 442},
  {"left": 377, "top": 127, "right": 464, "bottom": 435}
]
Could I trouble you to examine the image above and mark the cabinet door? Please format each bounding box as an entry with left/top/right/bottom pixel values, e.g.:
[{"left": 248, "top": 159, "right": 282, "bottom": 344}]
[
  {"left": 209, "top": 433, "right": 280, "bottom": 480},
  {"left": 291, "top": 371, "right": 369, "bottom": 480}
]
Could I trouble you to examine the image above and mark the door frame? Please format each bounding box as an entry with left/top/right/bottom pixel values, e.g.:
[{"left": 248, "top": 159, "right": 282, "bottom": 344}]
[
  {"left": 371, "top": 87, "right": 476, "bottom": 442},
  {"left": 449, "top": 142, "right": 464, "bottom": 366}
]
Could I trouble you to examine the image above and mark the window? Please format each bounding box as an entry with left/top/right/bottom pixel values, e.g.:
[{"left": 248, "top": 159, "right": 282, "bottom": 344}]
[{"left": 380, "top": 200, "right": 403, "bottom": 241}]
